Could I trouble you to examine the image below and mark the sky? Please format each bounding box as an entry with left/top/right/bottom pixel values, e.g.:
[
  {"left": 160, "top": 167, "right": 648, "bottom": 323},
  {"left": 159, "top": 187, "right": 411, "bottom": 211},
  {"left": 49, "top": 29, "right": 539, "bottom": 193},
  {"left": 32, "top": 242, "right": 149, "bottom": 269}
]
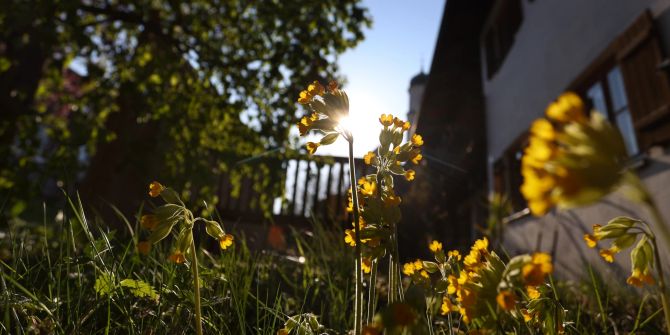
[{"left": 309, "top": 0, "right": 445, "bottom": 157}]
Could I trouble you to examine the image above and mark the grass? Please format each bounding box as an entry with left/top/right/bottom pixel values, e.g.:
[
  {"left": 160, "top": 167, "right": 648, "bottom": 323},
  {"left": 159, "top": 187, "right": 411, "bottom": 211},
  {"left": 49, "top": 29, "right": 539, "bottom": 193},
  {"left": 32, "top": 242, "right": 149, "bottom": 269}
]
[{"left": 0, "top": 193, "right": 666, "bottom": 334}]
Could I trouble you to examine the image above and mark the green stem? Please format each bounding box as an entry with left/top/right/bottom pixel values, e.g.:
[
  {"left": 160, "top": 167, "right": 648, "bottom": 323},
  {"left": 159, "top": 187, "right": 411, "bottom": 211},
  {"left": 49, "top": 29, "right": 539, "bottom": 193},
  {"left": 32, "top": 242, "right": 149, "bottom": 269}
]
[
  {"left": 650, "top": 236, "right": 670, "bottom": 333},
  {"left": 347, "top": 138, "right": 364, "bottom": 335},
  {"left": 626, "top": 172, "right": 670, "bottom": 248},
  {"left": 367, "top": 259, "right": 378, "bottom": 324},
  {"left": 190, "top": 241, "right": 203, "bottom": 335}
]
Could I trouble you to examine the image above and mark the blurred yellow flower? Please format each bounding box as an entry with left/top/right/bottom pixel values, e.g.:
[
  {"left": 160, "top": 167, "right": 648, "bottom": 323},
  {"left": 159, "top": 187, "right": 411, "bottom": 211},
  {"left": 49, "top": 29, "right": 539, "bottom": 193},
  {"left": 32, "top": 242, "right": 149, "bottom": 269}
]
[
  {"left": 402, "top": 262, "right": 416, "bottom": 276},
  {"left": 169, "top": 251, "right": 186, "bottom": 264},
  {"left": 440, "top": 296, "right": 458, "bottom": 315},
  {"left": 363, "top": 151, "right": 376, "bottom": 165},
  {"left": 297, "top": 90, "right": 311, "bottom": 104},
  {"left": 307, "top": 80, "right": 325, "bottom": 97},
  {"left": 149, "top": 181, "right": 164, "bottom": 198},
  {"left": 522, "top": 252, "right": 553, "bottom": 286},
  {"left": 627, "top": 268, "right": 655, "bottom": 287},
  {"left": 526, "top": 286, "right": 540, "bottom": 300},
  {"left": 219, "top": 233, "right": 234, "bottom": 250},
  {"left": 411, "top": 134, "right": 423, "bottom": 147},
  {"left": 599, "top": 247, "right": 617, "bottom": 263},
  {"left": 140, "top": 214, "right": 159, "bottom": 231},
  {"left": 362, "top": 257, "right": 372, "bottom": 274},
  {"left": 521, "top": 309, "right": 534, "bottom": 322},
  {"left": 379, "top": 114, "right": 394, "bottom": 127},
  {"left": 429, "top": 240, "right": 442, "bottom": 253},
  {"left": 521, "top": 92, "right": 628, "bottom": 216},
  {"left": 344, "top": 229, "right": 356, "bottom": 246},
  {"left": 496, "top": 290, "right": 516, "bottom": 311},
  {"left": 383, "top": 193, "right": 401, "bottom": 207},
  {"left": 137, "top": 241, "right": 151, "bottom": 255},
  {"left": 411, "top": 153, "right": 423, "bottom": 164},
  {"left": 306, "top": 142, "right": 320, "bottom": 155},
  {"left": 404, "top": 169, "right": 415, "bottom": 181},
  {"left": 448, "top": 250, "right": 462, "bottom": 261},
  {"left": 584, "top": 234, "right": 598, "bottom": 248},
  {"left": 360, "top": 180, "right": 377, "bottom": 196}
]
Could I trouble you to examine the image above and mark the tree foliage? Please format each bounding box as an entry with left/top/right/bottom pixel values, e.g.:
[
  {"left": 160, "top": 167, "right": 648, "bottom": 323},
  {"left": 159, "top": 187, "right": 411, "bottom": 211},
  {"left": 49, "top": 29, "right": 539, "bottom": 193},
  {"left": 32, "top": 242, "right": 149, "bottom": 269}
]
[{"left": 0, "top": 0, "right": 371, "bottom": 217}]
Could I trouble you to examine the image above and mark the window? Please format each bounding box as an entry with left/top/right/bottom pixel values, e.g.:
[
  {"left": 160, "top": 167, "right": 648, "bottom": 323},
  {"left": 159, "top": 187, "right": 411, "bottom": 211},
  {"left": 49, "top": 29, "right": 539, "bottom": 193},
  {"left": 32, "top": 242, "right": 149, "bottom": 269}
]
[
  {"left": 584, "top": 66, "right": 639, "bottom": 156},
  {"left": 482, "top": 0, "right": 523, "bottom": 79}
]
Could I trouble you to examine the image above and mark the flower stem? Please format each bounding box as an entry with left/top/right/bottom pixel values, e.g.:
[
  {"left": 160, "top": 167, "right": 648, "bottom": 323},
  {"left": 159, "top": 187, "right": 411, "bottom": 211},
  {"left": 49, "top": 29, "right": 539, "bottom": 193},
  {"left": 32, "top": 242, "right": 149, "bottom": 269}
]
[
  {"left": 347, "top": 138, "right": 364, "bottom": 335},
  {"left": 650, "top": 236, "right": 670, "bottom": 333},
  {"left": 367, "top": 259, "right": 378, "bottom": 324},
  {"left": 190, "top": 240, "right": 203, "bottom": 335}
]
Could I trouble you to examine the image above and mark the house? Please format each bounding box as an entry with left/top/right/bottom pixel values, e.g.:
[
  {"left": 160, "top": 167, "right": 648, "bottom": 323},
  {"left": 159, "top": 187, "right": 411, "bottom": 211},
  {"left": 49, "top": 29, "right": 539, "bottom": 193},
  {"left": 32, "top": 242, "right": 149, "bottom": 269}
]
[{"left": 410, "top": 0, "right": 670, "bottom": 277}]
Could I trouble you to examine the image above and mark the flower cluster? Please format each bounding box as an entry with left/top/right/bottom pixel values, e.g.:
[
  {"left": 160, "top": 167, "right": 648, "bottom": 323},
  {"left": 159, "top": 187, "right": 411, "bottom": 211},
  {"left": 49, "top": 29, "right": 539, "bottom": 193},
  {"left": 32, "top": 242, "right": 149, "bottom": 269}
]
[
  {"left": 584, "top": 216, "right": 656, "bottom": 287},
  {"left": 342, "top": 114, "right": 424, "bottom": 273},
  {"left": 521, "top": 92, "right": 628, "bottom": 215},
  {"left": 363, "top": 114, "right": 424, "bottom": 181},
  {"left": 295, "top": 81, "right": 349, "bottom": 154},
  {"left": 137, "top": 181, "right": 233, "bottom": 263},
  {"left": 399, "top": 237, "right": 560, "bottom": 332}
]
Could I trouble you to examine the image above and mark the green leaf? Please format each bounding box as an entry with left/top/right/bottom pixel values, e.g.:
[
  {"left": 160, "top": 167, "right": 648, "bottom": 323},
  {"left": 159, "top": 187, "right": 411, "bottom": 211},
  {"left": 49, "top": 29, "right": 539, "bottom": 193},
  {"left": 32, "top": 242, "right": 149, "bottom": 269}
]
[
  {"left": 94, "top": 272, "right": 116, "bottom": 297},
  {"left": 120, "top": 279, "right": 159, "bottom": 300}
]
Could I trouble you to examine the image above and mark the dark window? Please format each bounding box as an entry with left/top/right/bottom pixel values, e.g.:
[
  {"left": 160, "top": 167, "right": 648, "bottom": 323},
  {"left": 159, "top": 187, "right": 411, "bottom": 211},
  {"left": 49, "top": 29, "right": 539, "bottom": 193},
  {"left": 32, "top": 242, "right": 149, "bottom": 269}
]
[
  {"left": 584, "top": 66, "right": 639, "bottom": 155},
  {"left": 483, "top": 0, "right": 523, "bottom": 79}
]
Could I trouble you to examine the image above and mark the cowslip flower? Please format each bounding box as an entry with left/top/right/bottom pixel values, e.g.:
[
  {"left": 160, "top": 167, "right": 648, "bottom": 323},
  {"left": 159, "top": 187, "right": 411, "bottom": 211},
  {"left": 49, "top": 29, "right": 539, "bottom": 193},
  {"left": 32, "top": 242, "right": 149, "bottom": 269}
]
[
  {"left": 362, "top": 257, "right": 372, "bottom": 274},
  {"left": 149, "top": 181, "right": 164, "bottom": 197},
  {"left": 363, "top": 151, "right": 376, "bottom": 165},
  {"left": 404, "top": 170, "right": 415, "bottom": 181},
  {"left": 411, "top": 134, "right": 423, "bottom": 147},
  {"left": 137, "top": 241, "right": 151, "bottom": 255},
  {"left": 429, "top": 240, "right": 442, "bottom": 253},
  {"left": 169, "top": 251, "right": 186, "bottom": 264},
  {"left": 379, "top": 114, "right": 394, "bottom": 127},
  {"left": 627, "top": 268, "right": 655, "bottom": 287},
  {"left": 521, "top": 252, "right": 553, "bottom": 286},
  {"left": 296, "top": 80, "right": 349, "bottom": 154},
  {"left": 219, "top": 233, "right": 234, "bottom": 250},
  {"left": 521, "top": 92, "right": 628, "bottom": 216},
  {"left": 441, "top": 296, "right": 458, "bottom": 315},
  {"left": 140, "top": 214, "right": 159, "bottom": 231},
  {"left": 448, "top": 250, "right": 461, "bottom": 261},
  {"left": 496, "top": 290, "right": 516, "bottom": 311}
]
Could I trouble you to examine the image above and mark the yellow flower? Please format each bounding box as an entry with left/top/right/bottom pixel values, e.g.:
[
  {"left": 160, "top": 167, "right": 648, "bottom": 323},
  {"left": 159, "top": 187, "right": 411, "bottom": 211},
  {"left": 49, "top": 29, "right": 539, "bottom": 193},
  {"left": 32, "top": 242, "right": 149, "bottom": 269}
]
[
  {"left": 169, "top": 251, "right": 186, "bottom": 264},
  {"left": 440, "top": 296, "right": 458, "bottom": 315},
  {"left": 526, "top": 286, "right": 540, "bottom": 300},
  {"left": 411, "top": 153, "right": 423, "bottom": 164},
  {"left": 402, "top": 121, "right": 411, "bottom": 131},
  {"left": 362, "top": 257, "right": 372, "bottom": 274},
  {"left": 522, "top": 252, "right": 553, "bottom": 286},
  {"left": 383, "top": 192, "right": 401, "bottom": 207},
  {"left": 413, "top": 259, "right": 423, "bottom": 271},
  {"left": 584, "top": 234, "right": 598, "bottom": 248},
  {"left": 219, "top": 233, "right": 234, "bottom": 250},
  {"left": 599, "top": 247, "right": 617, "bottom": 263},
  {"left": 529, "top": 118, "right": 555, "bottom": 141},
  {"left": 363, "top": 151, "right": 376, "bottom": 165},
  {"left": 545, "top": 92, "right": 587, "bottom": 124},
  {"left": 148, "top": 181, "right": 164, "bottom": 197},
  {"left": 307, "top": 80, "right": 325, "bottom": 97},
  {"left": 393, "top": 117, "right": 405, "bottom": 128},
  {"left": 496, "top": 290, "right": 516, "bottom": 311},
  {"left": 447, "top": 275, "right": 459, "bottom": 294},
  {"left": 360, "top": 180, "right": 377, "bottom": 196},
  {"left": 297, "top": 90, "right": 311, "bottom": 104},
  {"left": 344, "top": 229, "right": 356, "bottom": 246},
  {"left": 429, "top": 240, "right": 442, "bottom": 253},
  {"left": 404, "top": 169, "right": 415, "bottom": 181},
  {"left": 137, "top": 241, "right": 151, "bottom": 255},
  {"left": 306, "top": 142, "right": 320, "bottom": 155},
  {"left": 627, "top": 268, "right": 655, "bottom": 287},
  {"left": 402, "top": 262, "right": 416, "bottom": 276},
  {"left": 473, "top": 237, "right": 489, "bottom": 252},
  {"left": 411, "top": 134, "right": 423, "bottom": 147},
  {"left": 140, "top": 214, "right": 159, "bottom": 231},
  {"left": 277, "top": 329, "right": 290, "bottom": 335},
  {"left": 297, "top": 113, "right": 318, "bottom": 136},
  {"left": 521, "top": 309, "right": 534, "bottom": 322},
  {"left": 521, "top": 93, "right": 628, "bottom": 216},
  {"left": 379, "top": 114, "right": 394, "bottom": 126},
  {"left": 448, "top": 250, "right": 462, "bottom": 261}
]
